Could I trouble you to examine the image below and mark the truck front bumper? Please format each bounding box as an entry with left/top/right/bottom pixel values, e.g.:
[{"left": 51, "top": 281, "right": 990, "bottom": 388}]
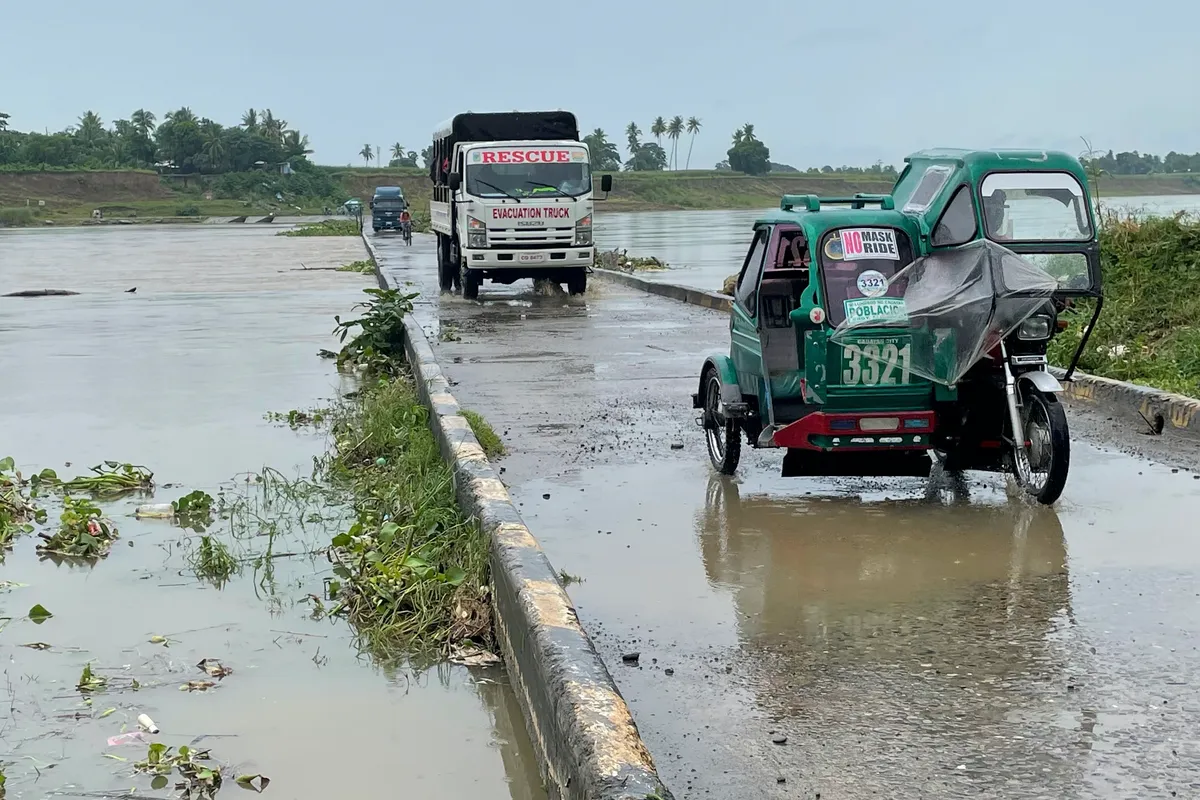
[{"left": 463, "top": 246, "right": 594, "bottom": 270}]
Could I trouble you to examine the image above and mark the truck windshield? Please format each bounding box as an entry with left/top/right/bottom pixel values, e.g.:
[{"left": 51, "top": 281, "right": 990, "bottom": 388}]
[
  {"left": 467, "top": 158, "right": 591, "bottom": 199},
  {"left": 374, "top": 199, "right": 405, "bottom": 210},
  {"left": 980, "top": 172, "right": 1092, "bottom": 243}
]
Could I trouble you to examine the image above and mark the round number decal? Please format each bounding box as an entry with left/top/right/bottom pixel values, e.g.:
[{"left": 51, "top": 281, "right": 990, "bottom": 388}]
[
  {"left": 809, "top": 307, "right": 826, "bottom": 324},
  {"left": 856, "top": 269, "right": 888, "bottom": 298}
]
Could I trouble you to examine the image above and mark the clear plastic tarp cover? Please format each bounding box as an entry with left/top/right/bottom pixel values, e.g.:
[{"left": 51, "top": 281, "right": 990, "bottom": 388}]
[{"left": 829, "top": 240, "right": 1058, "bottom": 386}]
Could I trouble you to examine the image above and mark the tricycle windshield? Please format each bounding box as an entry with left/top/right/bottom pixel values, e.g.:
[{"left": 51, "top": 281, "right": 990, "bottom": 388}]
[
  {"left": 980, "top": 172, "right": 1092, "bottom": 243},
  {"left": 819, "top": 227, "right": 915, "bottom": 326}
]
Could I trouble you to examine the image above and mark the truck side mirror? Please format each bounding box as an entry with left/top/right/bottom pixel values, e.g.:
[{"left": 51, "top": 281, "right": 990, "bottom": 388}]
[
  {"left": 448, "top": 172, "right": 462, "bottom": 191},
  {"left": 600, "top": 174, "right": 613, "bottom": 193}
]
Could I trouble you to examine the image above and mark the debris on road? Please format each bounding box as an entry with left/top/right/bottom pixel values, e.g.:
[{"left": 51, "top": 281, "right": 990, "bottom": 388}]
[{"left": 621, "top": 652, "right": 641, "bottom": 665}]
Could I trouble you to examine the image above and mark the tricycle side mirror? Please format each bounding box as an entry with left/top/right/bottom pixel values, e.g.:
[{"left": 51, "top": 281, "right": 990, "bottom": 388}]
[
  {"left": 448, "top": 172, "right": 462, "bottom": 191},
  {"left": 600, "top": 174, "right": 613, "bottom": 193}
]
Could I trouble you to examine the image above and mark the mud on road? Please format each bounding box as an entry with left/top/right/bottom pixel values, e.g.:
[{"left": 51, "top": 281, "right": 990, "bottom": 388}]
[
  {"left": 373, "top": 229, "right": 1200, "bottom": 799},
  {"left": 0, "top": 225, "right": 544, "bottom": 800}
]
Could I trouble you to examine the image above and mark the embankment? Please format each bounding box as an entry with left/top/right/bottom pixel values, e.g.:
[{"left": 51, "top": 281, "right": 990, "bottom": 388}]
[{"left": 7, "top": 168, "right": 1200, "bottom": 226}]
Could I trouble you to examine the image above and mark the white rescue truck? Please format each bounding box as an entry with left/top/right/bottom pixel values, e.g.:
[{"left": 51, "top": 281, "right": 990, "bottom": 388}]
[{"left": 429, "top": 111, "right": 612, "bottom": 299}]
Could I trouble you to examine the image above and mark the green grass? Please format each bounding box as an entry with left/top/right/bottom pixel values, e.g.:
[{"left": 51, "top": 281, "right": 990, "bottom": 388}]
[
  {"left": 1049, "top": 211, "right": 1200, "bottom": 398},
  {"left": 325, "top": 288, "right": 496, "bottom": 660},
  {"left": 277, "top": 218, "right": 360, "bottom": 237},
  {"left": 462, "top": 409, "right": 505, "bottom": 458}
]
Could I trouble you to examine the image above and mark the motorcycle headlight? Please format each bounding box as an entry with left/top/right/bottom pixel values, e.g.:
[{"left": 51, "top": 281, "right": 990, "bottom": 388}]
[
  {"left": 467, "top": 215, "right": 487, "bottom": 248},
  {"left": 574, "top": 214, "right": 592, "bottom": 246},
  {"left": 1018, "top": 314, "right": 1053, "bottom": 341}
]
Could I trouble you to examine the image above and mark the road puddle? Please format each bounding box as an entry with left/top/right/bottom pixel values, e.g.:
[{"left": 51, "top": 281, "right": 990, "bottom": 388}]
[{"left": 0, "top": 226, "right": 544, "bottom": 800}]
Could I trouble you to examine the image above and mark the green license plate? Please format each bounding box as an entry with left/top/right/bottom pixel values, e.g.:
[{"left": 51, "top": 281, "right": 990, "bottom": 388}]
[{"left": 840, "top": 336, "right": 913, "bottom": 386}]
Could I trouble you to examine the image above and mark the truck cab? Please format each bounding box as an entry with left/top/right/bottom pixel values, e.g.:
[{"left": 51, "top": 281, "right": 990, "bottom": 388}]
[
  {"left": 429, "top": 111, "right": 612, "bottom": 300},
  {"left": 369, "top": 186, "right": 407, "bottom": 233}
]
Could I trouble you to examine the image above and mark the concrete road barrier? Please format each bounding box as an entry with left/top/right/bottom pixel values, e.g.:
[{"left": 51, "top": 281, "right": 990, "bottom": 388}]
[
  {"left": 592, "top": 268, "right": 732, "bottom": 312},
  {"left": 362, "top": 236, "right": 673, "bottom": 800},
  {"left": 594, "top": 269, "right": 1200, "bottom": 440}
]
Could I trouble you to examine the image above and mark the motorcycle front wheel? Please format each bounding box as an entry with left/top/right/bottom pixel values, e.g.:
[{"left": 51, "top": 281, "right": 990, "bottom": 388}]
[{"left": 1014, "top": 389, "right": 1070, "bottom": 505}]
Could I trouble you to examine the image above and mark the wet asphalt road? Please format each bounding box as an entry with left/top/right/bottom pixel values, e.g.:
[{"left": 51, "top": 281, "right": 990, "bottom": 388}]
[{"left": 373, "top": 230, "right": 1200, "bottom": 799}]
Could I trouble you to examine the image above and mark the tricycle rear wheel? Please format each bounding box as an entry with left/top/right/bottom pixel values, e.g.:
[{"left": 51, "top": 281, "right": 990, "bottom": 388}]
[{"left": 703, "top": 371, "right": 740, "bottom": 475}]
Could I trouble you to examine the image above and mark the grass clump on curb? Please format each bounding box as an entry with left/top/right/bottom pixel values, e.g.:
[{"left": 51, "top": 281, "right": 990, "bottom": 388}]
[
  {"left": 278, "top": 219, "right": 360, "bottom": 237},
  {"left": 1050, "top": 211, "right": 1200, "bottom": 397},
  {"left": 462, "top": 409, "right": 505, "bottom": 458},
  {"left": 326, "top": 288, "right": 493, "bottom": 659},
  {"left": 597, "top": 248, "right": 669, "bottom": 273}
]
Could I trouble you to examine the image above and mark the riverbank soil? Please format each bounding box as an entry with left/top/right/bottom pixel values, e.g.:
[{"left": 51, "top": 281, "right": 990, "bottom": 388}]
[
  {"left": 6, "top": 169, "right": 1200, "bottom": 226},
  {"left": 372, "top": 229, "right": 1200, "bottom": 799},
  {"left": 0, "top": 226, "right": 544, "bottom": 799}
]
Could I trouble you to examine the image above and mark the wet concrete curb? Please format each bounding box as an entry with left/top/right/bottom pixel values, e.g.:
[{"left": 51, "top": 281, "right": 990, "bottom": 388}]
[
  {"left": 592, "top": 268, "right": 732, "bottom": 311},
  {"left": 1048, "top": 367, "right": 1200, "bottom": 436},
  {"left": 362, "top": 236, "right": 674, "bottom": 800},
  {"left": 597, "top": 269, "right": 1200, "bottom": 439}
]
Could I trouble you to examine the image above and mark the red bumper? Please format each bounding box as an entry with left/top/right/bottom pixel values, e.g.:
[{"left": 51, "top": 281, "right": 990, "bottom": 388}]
[{"left": 773, "top": 411, "right": 936, "bottom": 451}]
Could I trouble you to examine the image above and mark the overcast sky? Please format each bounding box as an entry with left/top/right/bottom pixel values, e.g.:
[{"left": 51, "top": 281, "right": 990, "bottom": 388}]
[{"left": 2, "top": 0, "right": 1196, "bottom": 169}]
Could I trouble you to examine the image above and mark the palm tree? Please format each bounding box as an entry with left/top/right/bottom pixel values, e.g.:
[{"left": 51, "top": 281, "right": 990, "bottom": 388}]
[
  {"left": 391, "top": 142, "right": 405, "bottom": 161},
  {"left": 732, "top": 127, "right": 746, "bottom": 145},
  {"left": 165, "top": 107, "right": 197, "bottom": 124},
  {"left": 667, "top": 116, "right": 684, "bottom": 170},
  {"left": 131, "top": 109, "right": 156, "bottom": 137},
  {"left": 241, "top": 108, "right": 258, "bottom": 132},
  {"left": 624, "top": 121, "right": 641, "bottom": 156},
  {"left": 583, "top": 128, "right": 621, "bottom": 171},
  {"left": 742, "top": 123, "right": 756, "bottom": 141},
  {"left": 0, "top": 111, "right": 9, "bottom": 132},
  {"left": 201, "top": 121, "right": 227, "bottom": 172},
  {"left": 651, "top": 116, "right": 667, "bottom": 147},
  {"left": 76, "top": 111, "right": 105, "bottom": 146},
  {"left": 359, "top": 144, "right": 374, "bottom": 166},
  {"left": 685, "top": 117, "right": 702, "bottom": 170},
  {"left": 283, "top": 131, "right": 312, "bottom": 160},
  {"left": 259, "top": 109, "right": 285, "bottom": 143}
]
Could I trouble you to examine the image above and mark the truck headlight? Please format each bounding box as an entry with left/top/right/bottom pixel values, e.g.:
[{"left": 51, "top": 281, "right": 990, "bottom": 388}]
[
  {"left": 467, "top": 216, "right": 487, "bottom": 249},
  {"left": 1017, "top": 314, "right": 1052, "bottom": 341},
  {"left": 574, "top": 214, "right": 592, "bottom": 246}
]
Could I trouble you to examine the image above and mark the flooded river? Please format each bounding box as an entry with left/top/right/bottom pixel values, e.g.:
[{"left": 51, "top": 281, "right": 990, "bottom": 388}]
[
  {"left": 0, "top": 226, "right": 544, "bottom": 800},
  {"left": 594, "top": 194, "right": 1200, "bottom": 293}
]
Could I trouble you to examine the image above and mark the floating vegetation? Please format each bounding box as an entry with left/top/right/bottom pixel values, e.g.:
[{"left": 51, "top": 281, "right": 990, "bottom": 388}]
[
  {"left": 54, "top": 461, "right": 154, "bottom": 498},
  {"left": 337, "top": 258, "right": 376, "bottom": 274},
  {"left": 597, "top": 248, "right": 669, "bottom": 273},
  {"left": 36, "top": 495, "right": 118, "bottom": 558},
  {"left": 1, "top": 456, "right": 45, "bottom": 551},
  {"left": 189, "top": 535, "right": 239, "bottom": 586},
  {"left": 264, "top": 408, "right": 327, "bottom": 428},
  {"left": 333, "top": 288, "right": 418, "bottom": 374},
  {"left": 277, "top": 218, "right": 359, "bottom": 237},
  {"left": 173, "top": 490, "right": 216, "bottom": 531}
]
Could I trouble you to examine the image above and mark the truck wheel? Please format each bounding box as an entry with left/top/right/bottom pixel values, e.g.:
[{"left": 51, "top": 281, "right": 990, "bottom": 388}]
[
  {"left": 461, "top": 265, "right": 481, "bottom": 301},
  {"left": 437, "top": 237, "right": 456, "bottom": 292},
  {"left": 566, "top": 269, "right": 587, "bottom": 296}
]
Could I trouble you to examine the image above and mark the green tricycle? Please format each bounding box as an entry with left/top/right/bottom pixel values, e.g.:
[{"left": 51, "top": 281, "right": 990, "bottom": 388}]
[{"left": 693, "top": 149, "right": 1103, "bottom": 504}]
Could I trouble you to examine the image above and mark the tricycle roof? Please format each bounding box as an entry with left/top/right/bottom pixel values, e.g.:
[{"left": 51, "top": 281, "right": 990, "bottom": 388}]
[
  {"left": 755, "top": 196, "right": 919, "bottom": 240},
  {"left": 902, "top": 148, "right": 1089, "bottom": 181}
]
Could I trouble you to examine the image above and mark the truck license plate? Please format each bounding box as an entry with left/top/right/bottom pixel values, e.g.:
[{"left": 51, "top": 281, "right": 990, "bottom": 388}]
[
  {"left": 519, "top": 253, "right": 547, "bottom": 263},
  {"left": 840, "top": 336, "right": 913, "bottom": 386}
]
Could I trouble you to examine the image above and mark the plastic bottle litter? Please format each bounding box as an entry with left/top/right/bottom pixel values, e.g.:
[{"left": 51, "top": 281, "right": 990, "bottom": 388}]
[
  {"left": 138, "top": 713, "right": 159, "bottom": 733},
  {"left": 135, "top": 503, "right": 174, "bottom": 519},
  {"left": 107, "top": 731, "right": 148, "bottom": 747}
]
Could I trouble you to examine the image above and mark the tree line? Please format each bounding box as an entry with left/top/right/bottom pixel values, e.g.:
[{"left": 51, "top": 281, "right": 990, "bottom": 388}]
[
  {"left": 1082, "top": 149, "right": 1200, "bottom": 175},
  {"left": 0, "top": 108, "right": 314, "bottom": 174}
]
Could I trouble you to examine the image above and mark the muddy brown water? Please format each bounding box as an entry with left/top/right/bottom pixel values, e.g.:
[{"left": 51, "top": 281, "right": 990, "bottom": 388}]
[
  {"left": 593, "top": 194, "right": 1200, "bottom": 294},
  {"left": 0, "top": 225, "right": 545, "bottom": 800},
  {"left": 373, "top": 227, "right": 1200, "bottom": 799}
]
